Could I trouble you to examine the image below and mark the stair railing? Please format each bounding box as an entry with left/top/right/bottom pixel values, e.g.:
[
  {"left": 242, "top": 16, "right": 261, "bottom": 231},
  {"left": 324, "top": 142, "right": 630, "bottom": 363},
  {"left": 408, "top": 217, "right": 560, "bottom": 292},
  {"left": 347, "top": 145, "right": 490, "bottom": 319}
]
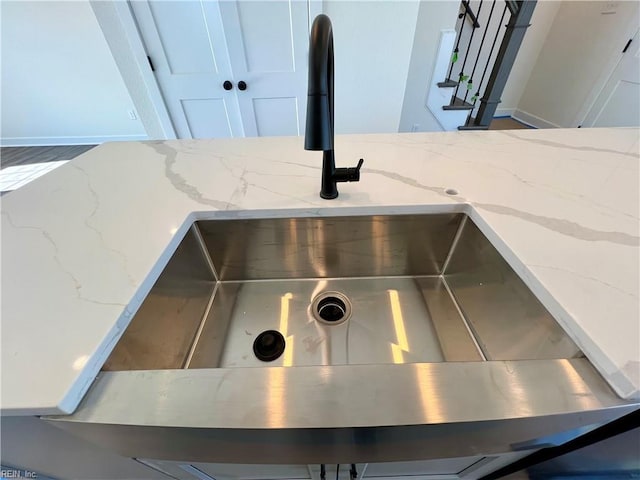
[
  {"left": 439, "top": 0, "right": 537, "bottom": 129},
  {"left": 461, "top": 0, "right": 481, "bottom": 28}
]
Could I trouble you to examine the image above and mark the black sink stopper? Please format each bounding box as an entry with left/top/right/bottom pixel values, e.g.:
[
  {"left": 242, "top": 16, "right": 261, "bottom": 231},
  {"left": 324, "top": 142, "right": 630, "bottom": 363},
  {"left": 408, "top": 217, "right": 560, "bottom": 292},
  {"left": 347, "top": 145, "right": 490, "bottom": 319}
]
[{"left": 253, "top": 330, "right": 286, "bottom": 362}]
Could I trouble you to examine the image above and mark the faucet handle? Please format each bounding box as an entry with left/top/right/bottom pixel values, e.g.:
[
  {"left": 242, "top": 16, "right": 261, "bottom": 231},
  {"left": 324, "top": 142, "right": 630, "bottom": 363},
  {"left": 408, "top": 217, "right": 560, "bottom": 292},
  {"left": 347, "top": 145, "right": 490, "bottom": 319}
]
[
  {"left": 332, "top": 158, "right": 364, "bottom": 185},
  {"left": 349, "top": 158, "right": 364, "bottom": 181}
]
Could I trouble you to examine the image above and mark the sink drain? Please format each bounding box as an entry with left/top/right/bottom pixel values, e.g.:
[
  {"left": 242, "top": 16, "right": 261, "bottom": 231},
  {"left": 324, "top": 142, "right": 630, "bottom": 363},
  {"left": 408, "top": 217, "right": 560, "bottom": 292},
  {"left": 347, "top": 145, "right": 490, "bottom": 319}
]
[
  {"left": 253, "top": 330, "right": 286, "bottom": 362},
  {"left": 311, "top": 291, "right": 352, "bottom": 325}
]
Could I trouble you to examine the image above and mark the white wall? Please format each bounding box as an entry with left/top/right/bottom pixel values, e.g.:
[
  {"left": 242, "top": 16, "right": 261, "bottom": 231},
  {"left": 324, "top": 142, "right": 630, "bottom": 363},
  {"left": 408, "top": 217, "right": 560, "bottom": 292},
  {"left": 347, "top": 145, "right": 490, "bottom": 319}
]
[
  {"left": 1, "top": 1, "right": 147, "bottom": 146},
  {"left": 324, "top": 1, "right": 421, "bottom": 134},
  {"left": 516, "top": 0, "right": 640, "bottom": 128},
  {"left": 399, "top": 1, "right": 461, "bottom": 132},
  {"left": 497, "top": 0, "right": 562, "bottom": 116},
  {"left": 90, "top": 0, "right": 176, "bottom": 140}
]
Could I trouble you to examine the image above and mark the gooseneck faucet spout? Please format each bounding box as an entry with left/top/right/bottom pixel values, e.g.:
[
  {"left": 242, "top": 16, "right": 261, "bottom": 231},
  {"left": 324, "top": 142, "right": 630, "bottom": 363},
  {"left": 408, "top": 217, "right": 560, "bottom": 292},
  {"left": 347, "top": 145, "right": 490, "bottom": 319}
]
[{"left": 304, "top": 14, "right": 363, "bottom": 200}]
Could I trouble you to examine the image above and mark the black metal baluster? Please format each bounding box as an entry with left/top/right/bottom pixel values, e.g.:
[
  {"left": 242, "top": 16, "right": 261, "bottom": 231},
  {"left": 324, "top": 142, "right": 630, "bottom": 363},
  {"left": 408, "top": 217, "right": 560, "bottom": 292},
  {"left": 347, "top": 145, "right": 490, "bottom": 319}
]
[
  {"left": 461, "top": 0, "right": 481, "bottom": 27},
  {"left": 446, "top": 3, "right": 469, "bottom": 83},
  {"left": 464, "top": 2, "right": 507, "bottom": 126},
  {"left": 451, "top": 0, "right": 484, "bottom": 106},
  {"left": 464, "top": 0, "right": 496, "bottom": 104}
]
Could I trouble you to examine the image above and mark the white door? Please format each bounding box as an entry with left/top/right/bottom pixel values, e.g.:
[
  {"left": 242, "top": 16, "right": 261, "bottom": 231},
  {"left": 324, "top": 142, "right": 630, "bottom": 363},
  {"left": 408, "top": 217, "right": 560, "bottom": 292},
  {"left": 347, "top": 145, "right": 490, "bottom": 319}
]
[
  {"left": 219, "top": 1, "right": 310, "bottom": 137},
  {"left": 130, "top": 1, "right": 242, "bottom": 139},
  {"left": 130, "top": 0, "right": 310, "bottom": 139},
  {"left": 582, "top": 28, "right": 640, "bottom": 128}
]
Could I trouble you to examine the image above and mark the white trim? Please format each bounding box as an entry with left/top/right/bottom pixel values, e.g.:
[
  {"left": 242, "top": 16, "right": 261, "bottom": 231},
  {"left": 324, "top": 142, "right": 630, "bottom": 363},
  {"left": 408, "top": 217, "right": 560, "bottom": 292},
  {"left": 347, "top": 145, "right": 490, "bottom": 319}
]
[
  {"left": 512, "top": 109, "right": 561, "bottom": 129},
  {"left": 495, "top": 107, "right": 515, "bottom": 118},
  {"left": 1, "top": 135, "right": 149, "bottom": 147},
  {"left": 90, "top": 1, "right": 176, "bottom": 140},
  {"left": 114, "top": 1, "right": 175, "bottom": 137}
]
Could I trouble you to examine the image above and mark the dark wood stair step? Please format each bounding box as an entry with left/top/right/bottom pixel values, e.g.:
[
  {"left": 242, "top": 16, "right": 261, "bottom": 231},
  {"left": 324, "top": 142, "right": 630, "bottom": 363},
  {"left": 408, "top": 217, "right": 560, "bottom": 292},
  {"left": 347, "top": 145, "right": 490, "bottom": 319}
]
[
  {"left": 443, "top": 97, "right": 474, "bottom": 111},
  {"left": 458, "top": 116, "right": 489, "bottom": 130},
  {"left": 437, "top": 79, "right": 458, "bottom": 88}
]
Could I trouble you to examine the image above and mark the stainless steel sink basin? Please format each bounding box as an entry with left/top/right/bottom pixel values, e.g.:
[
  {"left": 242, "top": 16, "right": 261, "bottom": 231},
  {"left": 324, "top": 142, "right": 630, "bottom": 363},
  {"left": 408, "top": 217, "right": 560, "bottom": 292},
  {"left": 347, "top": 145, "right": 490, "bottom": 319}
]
[
  {"left": 49, "top": 211, "right": 634, "bottom": 465},
  {"left": 104, "top": 213, "right": 581, "bottom": 371}
]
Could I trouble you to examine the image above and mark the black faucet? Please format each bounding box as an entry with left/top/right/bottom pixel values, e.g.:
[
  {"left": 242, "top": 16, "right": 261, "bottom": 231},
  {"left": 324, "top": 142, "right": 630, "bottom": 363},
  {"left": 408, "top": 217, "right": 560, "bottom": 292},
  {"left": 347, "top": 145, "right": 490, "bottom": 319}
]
[{"left": 304, "top": 14, "right": 363, "bottom": 200}]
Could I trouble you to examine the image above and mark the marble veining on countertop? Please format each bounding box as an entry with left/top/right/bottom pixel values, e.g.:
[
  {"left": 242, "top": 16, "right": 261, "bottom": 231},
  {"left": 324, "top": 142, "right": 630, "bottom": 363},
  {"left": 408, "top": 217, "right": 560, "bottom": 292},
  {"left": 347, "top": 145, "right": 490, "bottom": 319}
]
[{"left": 1, "top": 128, "right": 638, "bottom": 414}]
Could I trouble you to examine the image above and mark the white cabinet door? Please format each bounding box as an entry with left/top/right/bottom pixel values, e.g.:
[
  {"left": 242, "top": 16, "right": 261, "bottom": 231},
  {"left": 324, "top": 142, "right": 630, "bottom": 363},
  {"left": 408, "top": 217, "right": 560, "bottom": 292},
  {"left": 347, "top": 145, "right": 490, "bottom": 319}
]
[
  {"left": 137, "top": 455, "right": 515, "bottom": 480},
  {"left": 139, "top": 460, "right": 312, "bottom": 480},
  {"left": 131, "top": 0, "right": 309, "bottom": 139},
  {"left": 361, "top": 456, "right": 487, "bottom": 478},
  {"left": 188, "top": 463, "right": 311, "bottom": 479}
]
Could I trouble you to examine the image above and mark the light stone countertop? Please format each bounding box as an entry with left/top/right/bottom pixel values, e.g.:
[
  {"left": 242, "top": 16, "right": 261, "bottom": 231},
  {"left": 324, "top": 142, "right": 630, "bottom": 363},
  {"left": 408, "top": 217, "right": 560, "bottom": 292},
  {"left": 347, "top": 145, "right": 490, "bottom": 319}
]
[{"left": 1, "top": 128, "right": 638, "bottom": 415}]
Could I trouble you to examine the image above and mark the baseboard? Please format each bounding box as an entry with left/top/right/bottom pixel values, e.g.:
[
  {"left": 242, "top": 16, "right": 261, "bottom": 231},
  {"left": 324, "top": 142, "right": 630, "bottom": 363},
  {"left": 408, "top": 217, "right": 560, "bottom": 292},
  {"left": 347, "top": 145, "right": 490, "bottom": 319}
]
[
  {"left": 494, "top": 107, "right": 515, "bottom": 118},
  {"left": 512, "top": 110, "right": 561, "bottom": 129},
  {"left": 1, "top": 134, "right": 149, "bottom": 147}
]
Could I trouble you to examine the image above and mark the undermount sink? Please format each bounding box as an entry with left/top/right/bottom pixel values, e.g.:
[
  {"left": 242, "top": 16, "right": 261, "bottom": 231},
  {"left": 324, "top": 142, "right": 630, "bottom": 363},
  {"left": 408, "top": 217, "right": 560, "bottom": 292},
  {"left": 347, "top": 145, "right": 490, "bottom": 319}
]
[{"left": 104, "top": 213, "right": 581, "bottom": 371}]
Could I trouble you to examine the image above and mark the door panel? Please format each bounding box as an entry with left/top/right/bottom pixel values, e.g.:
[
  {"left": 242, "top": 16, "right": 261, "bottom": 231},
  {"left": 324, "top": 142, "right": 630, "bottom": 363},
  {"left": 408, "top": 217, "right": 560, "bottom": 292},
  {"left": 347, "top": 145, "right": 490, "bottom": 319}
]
[
  {"left": 593, "top": 80, "right": 640, "bottom": 127},
  {"left": 253, "top": 97, "right": 300, "bottom": 136},
  {"left": 190, "top": 463, "right": 311, "bottom": 479},
  {"left": 362, "top": 456, "right": 485, "bottom": 476},
  {"left": 583, "top": 28, "right": 640, "bottom": 128},
  {"left": 146, "top": 1, "right": 219, "bottom": 75},
  {"left": 182, "top": 99, "right": 233, "bottom": 138},
  {"left": 139, "top": 459, "right": 312, "bottom": 480},
  {"left": 235, "top": 1, "right": 296, "bottom": 73}
]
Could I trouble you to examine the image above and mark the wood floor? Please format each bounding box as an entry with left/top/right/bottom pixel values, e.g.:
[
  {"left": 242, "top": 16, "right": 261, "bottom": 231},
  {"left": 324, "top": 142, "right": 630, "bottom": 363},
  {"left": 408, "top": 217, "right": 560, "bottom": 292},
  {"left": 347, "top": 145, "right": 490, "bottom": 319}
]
[
  {"left": 0, "top": 145, "right": 96, "bottom": 170},
  {"left": 0, "top": 118, "right": 529, "bottom": 170},
  {"left": 489, "top": 117, "right": 531, "bottom": 130}
]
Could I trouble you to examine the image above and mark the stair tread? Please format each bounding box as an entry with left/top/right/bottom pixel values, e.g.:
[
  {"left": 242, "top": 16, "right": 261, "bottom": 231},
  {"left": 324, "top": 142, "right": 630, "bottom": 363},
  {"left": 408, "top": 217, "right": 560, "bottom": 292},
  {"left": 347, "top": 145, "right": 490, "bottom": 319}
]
[
  {"left": 458, "top": 125, "right": 489, "bottom": 130},
  {"left": 443, "top": 96, "right": 474, "bottom": 111},
  {"left": 437, "top": 79, "right": 458, "bottom": 88}
]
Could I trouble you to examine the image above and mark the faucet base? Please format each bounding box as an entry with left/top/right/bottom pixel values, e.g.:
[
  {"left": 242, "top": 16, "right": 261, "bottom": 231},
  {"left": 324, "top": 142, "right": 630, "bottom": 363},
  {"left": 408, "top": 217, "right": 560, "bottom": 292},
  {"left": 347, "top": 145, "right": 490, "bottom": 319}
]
[
  {"left": 320, "top": 190, "right": 339, "bottom": 200},
  {"left": 320, "top": 151, "right": 339, "bottom": 199}
]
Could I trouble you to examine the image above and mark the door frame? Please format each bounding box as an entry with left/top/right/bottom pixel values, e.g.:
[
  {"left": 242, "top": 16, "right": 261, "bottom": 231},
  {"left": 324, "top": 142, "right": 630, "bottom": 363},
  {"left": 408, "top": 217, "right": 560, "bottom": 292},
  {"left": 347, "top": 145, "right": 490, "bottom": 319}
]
[
  {"left": 91, "top": 0, "right": 322, "bottom": 140},
  {"left": 90, "top": 0, "right": 177, "bottom": 139}
]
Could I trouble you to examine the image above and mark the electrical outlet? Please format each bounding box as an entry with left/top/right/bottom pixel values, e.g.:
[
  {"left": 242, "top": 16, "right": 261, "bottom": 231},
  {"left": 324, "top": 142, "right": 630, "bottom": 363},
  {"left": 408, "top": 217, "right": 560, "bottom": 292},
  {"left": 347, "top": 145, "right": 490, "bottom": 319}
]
[
  {"left": 128, "top": 109, "right": 138, "bottom": 120},
  {"left": 601, "top": 1, "right": 619, "bottom": 14}
]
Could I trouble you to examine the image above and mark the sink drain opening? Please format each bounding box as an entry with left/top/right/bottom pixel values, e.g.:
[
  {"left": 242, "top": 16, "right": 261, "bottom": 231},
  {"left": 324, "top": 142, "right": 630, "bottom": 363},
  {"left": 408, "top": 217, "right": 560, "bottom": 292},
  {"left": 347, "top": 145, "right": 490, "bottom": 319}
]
[
  {"left": 318, "top": 297, "right": 346, "bottom": 322},
  {"left": 312, "top": 291, "right": 352, "bottom": 325},
  {"left": 253, "top": 330, "right": 286, "bottom": 362}
]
